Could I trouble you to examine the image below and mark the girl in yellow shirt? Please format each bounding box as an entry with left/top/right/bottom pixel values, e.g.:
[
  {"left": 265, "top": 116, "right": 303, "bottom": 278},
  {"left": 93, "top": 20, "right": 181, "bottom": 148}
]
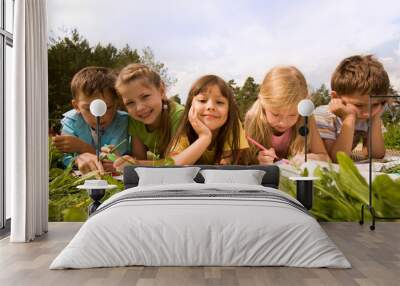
[{"left": 167, "top": 75, "right": 249, "bottom": 165}]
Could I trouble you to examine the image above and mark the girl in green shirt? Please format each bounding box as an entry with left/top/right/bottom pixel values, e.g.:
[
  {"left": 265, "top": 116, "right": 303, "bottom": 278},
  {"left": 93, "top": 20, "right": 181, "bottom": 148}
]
[{"left": 110, "top": 63, "right": 184, "bottom": 169}]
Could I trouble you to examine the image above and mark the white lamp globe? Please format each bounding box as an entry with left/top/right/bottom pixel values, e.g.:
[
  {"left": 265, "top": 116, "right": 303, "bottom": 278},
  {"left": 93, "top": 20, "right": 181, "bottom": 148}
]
[
  {"left": 298, "top": 99, "right": 315, "bottom": 117},
  {"left": 90, "top": 99, "right": 107, "bottom": 117}
]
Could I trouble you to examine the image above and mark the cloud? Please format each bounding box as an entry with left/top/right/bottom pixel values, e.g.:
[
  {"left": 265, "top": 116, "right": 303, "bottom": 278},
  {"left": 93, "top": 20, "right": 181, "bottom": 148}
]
[
  {"left": 48, "top": 0, "right": 400, "bottom": 101},
  {"left": 382, "top": 41, "right": 400, "bottom": 91}
]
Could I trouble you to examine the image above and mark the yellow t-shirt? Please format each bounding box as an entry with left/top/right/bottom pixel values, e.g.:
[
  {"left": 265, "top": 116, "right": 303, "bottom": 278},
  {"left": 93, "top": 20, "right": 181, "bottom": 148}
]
[{"left": 169, "top": 123, "right": 249, "bottom": 164}]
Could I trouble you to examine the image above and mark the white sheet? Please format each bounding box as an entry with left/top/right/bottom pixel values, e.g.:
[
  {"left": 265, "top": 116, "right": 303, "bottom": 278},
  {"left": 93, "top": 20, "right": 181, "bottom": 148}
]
[{"left": 50, "top": 183, "right": 351, "bottom": 269}]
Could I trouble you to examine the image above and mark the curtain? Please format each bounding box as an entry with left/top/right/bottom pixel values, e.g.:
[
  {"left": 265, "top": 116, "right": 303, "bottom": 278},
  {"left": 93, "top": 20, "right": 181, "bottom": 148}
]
[{"left": 7, "top": 0, "right": 48, "bottom": 242}]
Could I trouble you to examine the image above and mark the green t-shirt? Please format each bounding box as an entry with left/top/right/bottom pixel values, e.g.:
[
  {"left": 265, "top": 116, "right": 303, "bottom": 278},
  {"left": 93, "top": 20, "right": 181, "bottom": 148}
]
[{"left": 128, "top": 102, "right": 184, "bottom": 156}]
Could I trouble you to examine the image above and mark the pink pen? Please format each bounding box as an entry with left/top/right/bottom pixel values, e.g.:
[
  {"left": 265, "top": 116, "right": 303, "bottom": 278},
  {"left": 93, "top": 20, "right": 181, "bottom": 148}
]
[
  {"left": 246, "top": 135, "right": 268, "bottom": 152},
  {"left": 246, "top": 135, "right": 289, "bottom": 164}
]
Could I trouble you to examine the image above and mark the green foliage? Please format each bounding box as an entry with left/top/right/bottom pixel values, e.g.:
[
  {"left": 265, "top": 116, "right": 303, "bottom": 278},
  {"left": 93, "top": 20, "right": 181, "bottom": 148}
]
[
  {"left": 49, "top": 169, "right": 124, "bottom": 222},
  {"left": 49, "top": 138, "right": 175, "bottom": 222},
  {"left": 49, "top": 137, "right": 64, "bottom": 168},
  {"left": 48, "top": 29, "right": 175, "bottom": 126},
  {"left": 49, "top": 139, "right": 124, "bottom": 222},
  {"left": 146, "top": 151, "right": 175, "bottom": 166},
  {"left": 233, "top": 77, "right": 260, "bottom": 119},
  {"left": 140, "top": 47, "right": 177, "bottom": 88},
  {"left": 311, "top": 84, "right": 330, "bottom": 107},
  {"left": 384, "top": 124, "right": 400, "bottom": 150},
  {"left": 381, "top": 86, "right": 400, "bottom": 126},
  {"left": 381, "top": 164, "right": 400, "bottom": 174},
  {"left": 280, "top": 152, "right": 400, "bottom": 221}
]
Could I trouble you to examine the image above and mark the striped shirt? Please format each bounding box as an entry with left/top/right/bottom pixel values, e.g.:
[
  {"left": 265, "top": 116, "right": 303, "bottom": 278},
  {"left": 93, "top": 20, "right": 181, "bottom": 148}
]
[{"left": 314, "top": 105, "right": 368, "bottom": 150}]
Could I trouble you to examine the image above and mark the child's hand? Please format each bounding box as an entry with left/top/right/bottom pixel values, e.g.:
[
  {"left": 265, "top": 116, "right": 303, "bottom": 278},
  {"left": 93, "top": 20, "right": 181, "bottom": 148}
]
[
  {"left": 101, "top": 159, "right": 115, "bottom": 173},
  {"left": 371, "top": 102, "right": 386, "bottom": 120},
  {"left": 53, "top": 135, "right": 85, "bottom": 153},
  {"left": 329, "top": 98, "right": 357, "bottom": 120},
  {"left": 257, "top": 148, "right": 278, "bottom": 165},
  {"left": 75, "top": 153, "right": 104, "bottom": 174},
  {"left": 100, "top": 144, "right": 120, "bottom": 161},
  {"left": 113, "top": 155, "right": 137, "bottom": 172},
  {"left": 188, "top": 105, "right": 212, "bottom": 139},
  {"left": 101, "top": 144, "right": 114, "bottom": 154},
  {"left": 291, "top": 154, "right": 305, "bottom": 166}
]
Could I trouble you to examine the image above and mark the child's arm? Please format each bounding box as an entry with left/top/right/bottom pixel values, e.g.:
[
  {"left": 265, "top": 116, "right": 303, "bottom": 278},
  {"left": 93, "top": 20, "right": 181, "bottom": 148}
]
[
  {"left": 308, "top": 117, "right": 331, "bottom": 162},
  {"left": 75, "top": 153, "right": 104, "bottom": 174},
  {"left": 327, "top": 115, "right": 356, "bottom": 162},
  {"left": 53, "top": 134, "right": 95, "bottom": 154},
  {"left": 131, "top": 137, "right": 148, "bottom": 160},
  {"left": 57, "top": 115, "right": 95, "bottom": 154},
  {"left": 110, "top": 137, "right": 160, "bottom": 170},
  {"left": 170, "top": 106, "right": 212, "bottom": 165},
  {"left": 363, "top": 106, "right": 386, "bottom": 159},
  {"left": 171, "top": 136, "right": 212, "bottom": 165},
  {"left": 323, "top": 99, "right": 359, "bottom": 162}
]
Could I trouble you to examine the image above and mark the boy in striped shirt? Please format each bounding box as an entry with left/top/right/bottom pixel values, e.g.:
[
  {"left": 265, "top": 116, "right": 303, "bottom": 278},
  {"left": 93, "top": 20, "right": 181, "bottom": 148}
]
[{"left": 314, "top": 55, "right": 390, "bottom": 162}]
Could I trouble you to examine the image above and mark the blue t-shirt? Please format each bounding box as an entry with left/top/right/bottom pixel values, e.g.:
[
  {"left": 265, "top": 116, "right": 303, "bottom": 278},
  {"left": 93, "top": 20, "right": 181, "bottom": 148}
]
[{"left": 60, "top": 109, "right": 130, "bottom": 167}]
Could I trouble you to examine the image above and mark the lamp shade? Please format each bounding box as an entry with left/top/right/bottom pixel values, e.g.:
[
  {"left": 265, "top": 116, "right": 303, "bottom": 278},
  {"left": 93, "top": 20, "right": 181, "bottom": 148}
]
[
  {"left": 90, "top": 99, "right": 107, "bottom": 117},
  {"left": 298, "top": 99, "right": 315, "bottom": 117}
]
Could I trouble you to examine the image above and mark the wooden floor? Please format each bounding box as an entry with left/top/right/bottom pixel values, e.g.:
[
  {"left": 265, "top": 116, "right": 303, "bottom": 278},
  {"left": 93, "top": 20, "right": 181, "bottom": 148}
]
[{"left": 0, "top": 222, "right": 399, "bottom": 286}]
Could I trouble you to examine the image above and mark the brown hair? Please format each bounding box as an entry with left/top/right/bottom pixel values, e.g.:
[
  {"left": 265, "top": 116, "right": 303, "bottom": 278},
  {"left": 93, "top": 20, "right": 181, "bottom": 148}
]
[
  {"left": 115, "top": 63, "right": 175, "bottom": 156},
  {"left": 71, "top": 66, "right": 118, "bottom": 99},
  {"left": 245, "top": 66, "right": 309, "bottom": 163},
  {"left": 331, "top": 55, "right": 390, "bottom": 96},
  {"left": 168, "top": 75, "right": 242, "bottom": 164}
]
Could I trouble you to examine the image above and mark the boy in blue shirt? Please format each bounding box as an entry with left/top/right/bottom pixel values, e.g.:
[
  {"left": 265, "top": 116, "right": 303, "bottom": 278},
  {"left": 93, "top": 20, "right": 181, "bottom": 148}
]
[{"left": 53, "top": 66, "right": 130, "bottom": 173}]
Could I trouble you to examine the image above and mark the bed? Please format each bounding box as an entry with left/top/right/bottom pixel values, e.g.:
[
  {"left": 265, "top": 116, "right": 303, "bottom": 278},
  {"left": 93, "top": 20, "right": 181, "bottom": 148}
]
[{"left": 50, "top": 165, "right": 350, "bottom": 269}]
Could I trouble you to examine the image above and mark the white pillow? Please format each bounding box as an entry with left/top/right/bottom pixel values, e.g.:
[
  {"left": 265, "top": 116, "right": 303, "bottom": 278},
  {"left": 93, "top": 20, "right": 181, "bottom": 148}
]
[
  {"left": 135, "top": 167, "right": 201, "bottom": 186},
  {"left": 200, "top": 169, "right": 266, "bottom": 185}
]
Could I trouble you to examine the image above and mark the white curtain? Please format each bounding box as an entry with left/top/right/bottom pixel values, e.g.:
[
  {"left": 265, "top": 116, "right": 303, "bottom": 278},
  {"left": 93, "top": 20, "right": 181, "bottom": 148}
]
[{"left": 7, "top": 0, "right": 48, "bottom": 242}]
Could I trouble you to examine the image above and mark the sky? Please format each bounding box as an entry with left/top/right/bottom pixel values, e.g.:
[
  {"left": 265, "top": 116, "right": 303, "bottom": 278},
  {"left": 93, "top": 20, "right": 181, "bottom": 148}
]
[{"left": 48, "top": 0, "right": 400, "bottom": 102}]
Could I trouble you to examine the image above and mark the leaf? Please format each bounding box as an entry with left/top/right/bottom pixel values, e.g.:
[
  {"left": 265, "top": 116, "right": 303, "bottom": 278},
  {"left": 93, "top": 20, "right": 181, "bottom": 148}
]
[
  {"left": 106, "top": 153, "right": 117, "bottom": 162},
  {"left": 62, "top": 207, "right": 88, "bottom": 222},
  {"left": 279, "top": 152, "right": 400, "bottom": 221},
  {"left": 146, "top": 150, "right": 160, "bottom": 161}
]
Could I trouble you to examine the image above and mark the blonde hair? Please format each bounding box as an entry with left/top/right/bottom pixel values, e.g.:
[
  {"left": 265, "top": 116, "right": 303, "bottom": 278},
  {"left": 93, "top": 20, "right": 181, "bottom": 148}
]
[
  {"left": 116, "top": 63, "right": 176, "bottom": 156},
  {"left": 244, "top": 66, "right": 309, "bottom": 163}
]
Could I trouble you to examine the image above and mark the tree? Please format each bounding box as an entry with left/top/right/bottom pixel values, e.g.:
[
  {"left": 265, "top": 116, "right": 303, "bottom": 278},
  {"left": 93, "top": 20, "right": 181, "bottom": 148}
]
[
  {"left": 48, "top": 29, "right": 173, "bottom": 123},
  {"left": 382, "top": 85, "right": 400, "bottom": 125},
  {"left": 48, "top": 29, "right": 93, "bottom": 120},
  {"left": 114, "top": 44, "right": 141, "bottom": 70},
  {"left": 227, "top": 79, "right": 240, "bottom": 95},
  {"left": 235, "top": 77, "right": 259, "bottom": 119},
  {"left": 140, "top": 47, "right": 177, "bottom": 88},
  {"left": 311, "top": 84, "right": 330, "bottom": 107}
]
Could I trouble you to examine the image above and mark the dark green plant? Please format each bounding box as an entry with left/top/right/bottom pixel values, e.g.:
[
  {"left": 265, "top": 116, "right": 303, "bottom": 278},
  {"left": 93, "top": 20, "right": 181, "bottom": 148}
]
[
  {"left": 384, "top": 124, "right": 400, "bottom": 150},
  {"left": 48, "top": 138, "right": 175, "bottom": 222},
  {"left": 280, "top": 152, "right": 400, "bottom": 221}
]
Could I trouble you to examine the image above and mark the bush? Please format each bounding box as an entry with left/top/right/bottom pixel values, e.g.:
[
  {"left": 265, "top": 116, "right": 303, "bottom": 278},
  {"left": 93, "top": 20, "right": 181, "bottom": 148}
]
[{"left": 384, "top": 124, "right": 400, "bottom": 150}]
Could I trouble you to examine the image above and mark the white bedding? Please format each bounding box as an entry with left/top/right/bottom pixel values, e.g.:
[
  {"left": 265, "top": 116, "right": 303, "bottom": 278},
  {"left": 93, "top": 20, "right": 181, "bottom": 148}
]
[{"left": 50, "top": 183, "right": 351, "bottom": 269}]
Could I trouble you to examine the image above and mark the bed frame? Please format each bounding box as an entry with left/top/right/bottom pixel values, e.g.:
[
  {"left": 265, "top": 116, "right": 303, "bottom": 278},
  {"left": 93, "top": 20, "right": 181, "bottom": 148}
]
[
  {"left": 123, "top": 165, "right": 314, "bottom": 210},
  {"left": 123, "top": 165, "right": 280, "bottom": 189},
  {"left": 88, "top": 165, "right": 313, "bottom": 215}
]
